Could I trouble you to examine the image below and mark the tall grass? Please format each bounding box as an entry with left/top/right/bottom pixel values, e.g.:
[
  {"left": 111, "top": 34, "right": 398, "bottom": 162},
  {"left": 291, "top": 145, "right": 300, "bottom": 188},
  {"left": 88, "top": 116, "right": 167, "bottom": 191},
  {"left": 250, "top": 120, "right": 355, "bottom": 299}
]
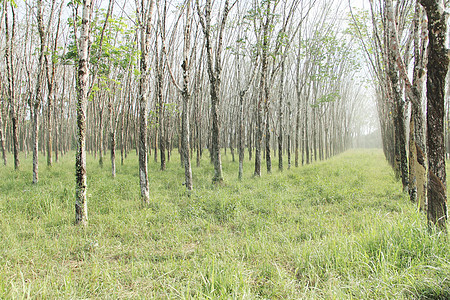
[{"left": 0, "top": 149, "right": 448, "bottom": 299}]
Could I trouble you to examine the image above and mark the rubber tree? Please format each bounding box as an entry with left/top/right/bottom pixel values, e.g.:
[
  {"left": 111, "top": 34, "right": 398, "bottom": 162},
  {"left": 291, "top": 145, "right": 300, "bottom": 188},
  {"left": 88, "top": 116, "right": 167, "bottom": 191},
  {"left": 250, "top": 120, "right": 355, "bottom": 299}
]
[
  {"left": 196, "top": 0, "right": 232, "bottom": 183},
  {"left": 420, "top": 0, "right": 448, "bottom": 230},
  {"left": 75, "top": 0, "right": 93, "bottom": 225},
  {"left": 136, "top": 0, "right": 154, "bottom": 204}
]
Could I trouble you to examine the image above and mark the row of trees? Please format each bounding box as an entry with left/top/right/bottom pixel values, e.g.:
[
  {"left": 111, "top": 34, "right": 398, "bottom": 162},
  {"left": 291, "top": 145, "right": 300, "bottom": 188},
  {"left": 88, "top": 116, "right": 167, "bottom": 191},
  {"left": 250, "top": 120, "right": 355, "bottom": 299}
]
[
  {"left": 350, "top": 0, "right": 448, "bottom": 230},
  {"left": 1, "top": 0, "right": 375, "bottom": 225}
]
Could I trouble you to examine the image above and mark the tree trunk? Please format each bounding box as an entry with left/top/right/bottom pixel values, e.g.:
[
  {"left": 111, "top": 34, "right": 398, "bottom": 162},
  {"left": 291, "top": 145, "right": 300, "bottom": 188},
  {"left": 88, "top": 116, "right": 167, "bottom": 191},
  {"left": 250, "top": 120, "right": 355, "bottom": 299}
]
[
  {"left": 254, "top": 1, "right": 270, "bottom": 176},
  {"left": 420, "top": 0, "right": 448, "bottom": 229},
  {"left": 287, "top": 101, "right": 291, "bottom": 169},
  {"left": 304, "top": 102, "right": 309, "bottom": 165},
  {"left": 137, "top": 0, "right": 154, "bottom": 204},
  {"left": 75, "top": 0, "right": 92, "bottom": 226},
  {"left": 255, "top": 88, "right": 263, "bottom": 176},
  {"left": 295, "top": 101, "right": 300, "bottom": 167},
  {"left": 265, "top": 107, "right": 271, "bottom": 173},
  {"left": 386, "top": 0, "right": 409, "bottom": 192},
  {"left": 277, "top": 58, "right": 286, "bottom": 171},
  {"left": 181, "top": 0, "right": 193, "bottom": 191},
  {"left": 238, "top": 92, "right": 245, "bottom": 179},
  {"left": 197, "top": 0, "right": 227, "bottom": 182},
  {"left": 156, "top": 35, "right": 166, "bottom": 171},
  {"left": 0, "top": 100, "right": 6, "bottom": 166},
  {"left": 312, "top": 107, "right": 317, "bottom": 162},
  {"left": 408, "top": 2, "right": 427, "bottom": 209},
  {"left": 108, "top": 100, "right": 116, "bottom": 178},
  {"left": 31, "top": 105, "right": 39, "bottom": 184},
  {"left": 4, "top": 4, "right": 19, "bottom": 170},
  {"left": 32, "top": 0, "right": 46, "bottom": 184},
  {"left": 45, "top": 2, "right": 63, "bottom": 167},
  {"left": 98, "top": 102, "right": 104, "bottom": 168}
]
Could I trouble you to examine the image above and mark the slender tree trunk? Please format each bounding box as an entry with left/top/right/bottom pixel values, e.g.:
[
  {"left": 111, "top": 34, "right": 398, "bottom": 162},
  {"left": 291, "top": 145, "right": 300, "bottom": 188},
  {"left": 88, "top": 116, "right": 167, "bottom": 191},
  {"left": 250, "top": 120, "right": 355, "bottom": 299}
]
[
  {"left": 32, "top": 0, "right": 46, "bottom": 184},
  {"left": 137, "top": 0, "right": 154, "bottom": 204},
  {"left": 238, "top": 92, "right": 245, "bottom": 179},
  {"left": 120, "top": 106, "right": 125, "bottom": 165},
  {"left": 45, "top": 2, "right": 63, "bottom": 167},
  {"left": 265, "top": 106, "right": 271, "bottom": 173},
  {"left": 386, "top": 0, "right": 408, "bottom": 192},
  {"left": 277, "top": 58, "right": 286, "bottom": 171},
  {"left": 108, "top": 100, "right": 116, "bottom": 178},
  {"left": 58, "top": 72, "right": 65, "bottom": 161},
  {"left": 156, "top": 33, "right": 166, "bottom": 171},
  {"left": 31, "top": 105, "right": 40, "bottom": 184},
  {"left": 46, "top": 92, "right": 54, "bottom": 167},
  {"left": 196, "top": 93, "right": 201, "bottom": 167},
  {"left": 248, "top": 118, "right": 253, "bottom": 161},
  {"left": 158, "top": 88, "right": 166, "bottom": 171},
  {"left": 210, "top": 77, "right": 223, "bottom": 181},
  {"left": 98, "top": 102, "right": 104, "bottom": 168},
  {"left": 295, "top": 102, "right": 300, "bottom": 167},
  {"left": 45, "top": 0, "right": 63, "bottom": 167},
  {"left": 287, "top": 101, "right": 291, "bottom": 169},
  {"left": 312, "top": 107, "right": 317, "bottom": 162},
  {"left": 181, "top": 0, "right": 193, "bottom": 191},
  {"left": 229, "top": 115, "right": 235, "bottom": 162},
  {"left": 75, "top": 0, "right": 92, "bottom": 226},
  {"left": 197, "top": 0, "right": 227, "bottom": 182},
  {"left": 255, "top": 87, "right": 263, "bottom": 176},
  {"left": 0, "top": 99, "right": 6, "bottom": 166},
  {"left": 255, "top": 2, "right": 270, "bottom": 176},
  {"left": 4, "top": 4, "right": 19, "bottom": 170},
  {"left": 54, "top": 100, "right": 59, "bottom": 163},
  {"left": 304, "top": 102, "right": 309, "bottom": 165}
]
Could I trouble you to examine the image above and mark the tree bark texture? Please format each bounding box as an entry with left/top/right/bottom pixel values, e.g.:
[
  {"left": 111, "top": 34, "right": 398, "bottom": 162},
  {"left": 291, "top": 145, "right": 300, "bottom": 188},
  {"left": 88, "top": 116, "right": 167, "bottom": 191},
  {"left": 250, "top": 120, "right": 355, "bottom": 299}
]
[
  {"left": 75, "top": 0, "right": 92, "bottom": 226},
  {"left": 181, "top": 0, "right": 193, "bottom": 191},
  {"left": 4, "top": 4, "right": 19, "bottom": 170},
  {"left": 420, "top": 0, "right": 448, "bottom": 229},
  {"left": 137, "top": 0, "right": 154, "bottom": 204},
  {"left": 0, "top": 97, "right": 6, "bottom": 166},
  {"left": 32, "top": 0, "right": 46, "bottom": 184},
  {"left": 386, "top": 0, "right": 408, "bottom": 191},
  {"left": 197, "top": 0, "right": 227, "bottom": 182}
]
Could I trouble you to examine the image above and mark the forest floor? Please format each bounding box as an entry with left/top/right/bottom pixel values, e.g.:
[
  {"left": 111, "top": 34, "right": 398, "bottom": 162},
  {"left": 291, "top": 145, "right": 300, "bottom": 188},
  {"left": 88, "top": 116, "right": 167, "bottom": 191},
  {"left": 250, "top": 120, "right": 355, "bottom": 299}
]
[{"left": 0, "top": 149, "right": 449, "bottom": 299}]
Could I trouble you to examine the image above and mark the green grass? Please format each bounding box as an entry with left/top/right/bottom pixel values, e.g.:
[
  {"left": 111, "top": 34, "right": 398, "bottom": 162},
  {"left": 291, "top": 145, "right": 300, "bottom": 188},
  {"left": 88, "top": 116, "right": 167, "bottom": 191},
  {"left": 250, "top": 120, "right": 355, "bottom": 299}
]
[{"left": 0, "top": 149, "right": 449, "bottom": 299}]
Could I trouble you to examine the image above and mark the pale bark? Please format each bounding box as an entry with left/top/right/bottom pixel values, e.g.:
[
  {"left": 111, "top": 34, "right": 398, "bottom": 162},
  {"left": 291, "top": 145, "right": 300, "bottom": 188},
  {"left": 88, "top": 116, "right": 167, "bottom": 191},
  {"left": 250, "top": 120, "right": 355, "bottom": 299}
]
[
  {"left": 278, "top": 59, "right": 285, "bottom": 171},
  {"left": 287, "top": 101, "right": 291, "bottom": 169},
  {"left": 0, "top": 96, "right": 6, "bottom": 166},
  {"left": 108, "top": 100, "right": 116, "bottom": 178},
  {"left": 75, "top": 0, "right": 92, "bottom": 226},
  {"left": 32, "top": 0, "right": 48, "bottom": 184},
  {"left": 155, "top": 35, "right": 166, "bottom": 171},
  {"left": 196, "top": 0, "right": 229, "bottom": 182},
  {"left": 4, "top": 3, "right": 19, "bottom": 170},
  {"left": 45, "top": 0, "right": 63, "bottom": 167},
  {"left": 137, "top": 0, "right": 154, "bottom": 204},
  {"left": 255, "top": 0, "right": 270, "bottom": 176},
  {"left": 238, "top": 91, "right": 244, "bottom": 179},
  {"left": 408, "top": 2, "right": 427, "bottom": 208},
  {"left": 386, "top": 0, "right": 408, "bottom": 191},
  {"left": 0, "top": 2, "right": 5, "bottom": 166},
  {"left": 181, "top": 0, "right": 193, "bottom": 191}
]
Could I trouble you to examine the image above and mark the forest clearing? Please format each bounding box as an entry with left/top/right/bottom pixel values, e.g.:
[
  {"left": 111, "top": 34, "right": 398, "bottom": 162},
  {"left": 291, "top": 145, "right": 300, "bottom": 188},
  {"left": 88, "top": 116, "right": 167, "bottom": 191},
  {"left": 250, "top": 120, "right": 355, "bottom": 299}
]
[{"left": 0, "top": 149, "right": 449, "bottom": 298}]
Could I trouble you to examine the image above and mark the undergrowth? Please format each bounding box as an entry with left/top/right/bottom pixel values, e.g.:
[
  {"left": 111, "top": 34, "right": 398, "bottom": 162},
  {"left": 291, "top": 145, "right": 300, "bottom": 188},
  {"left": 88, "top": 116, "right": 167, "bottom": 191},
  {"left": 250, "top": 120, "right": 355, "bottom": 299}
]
[{"left": 0, "top": 149, "right": 448, "bottom": 299}]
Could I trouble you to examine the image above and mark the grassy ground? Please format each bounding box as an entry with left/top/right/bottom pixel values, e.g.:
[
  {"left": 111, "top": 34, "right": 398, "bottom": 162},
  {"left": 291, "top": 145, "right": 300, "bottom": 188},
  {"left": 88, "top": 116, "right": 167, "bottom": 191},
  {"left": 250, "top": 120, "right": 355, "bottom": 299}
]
[{"left": 0, "top": 149, "right": 449, "bottom": 299}]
